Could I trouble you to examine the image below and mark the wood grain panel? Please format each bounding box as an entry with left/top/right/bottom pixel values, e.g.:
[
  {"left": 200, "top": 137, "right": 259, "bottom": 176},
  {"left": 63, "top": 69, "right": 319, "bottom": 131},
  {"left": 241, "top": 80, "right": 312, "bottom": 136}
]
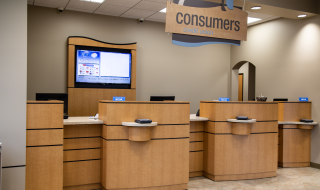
[
  {"left": 129, "top": 127, "right": 152, "bottom": 141},
  {"left": 68, "top": 88, "right": 136, "bottom": 116},
  {"left": 103, "top": 184, "right": 188, "bottom": 190},
  {"left": 200, "top": 102, "right": 278, "bottom": 121},
  {"left": 27, "top": 103, "right": 63, "bottom": 129},
  {"left": 231, "top": 123, "right": 251, "bottom": 135},
  {"left": 63, "top": 183, "right": 102, "bottom": 190},
  {"left": 64, "top": 138, "right": 101, "bottom": 150},
  {"left": 63, "top": 149, "right": 100, "bottom": 162},
  {"left": 278, "top": 102, "right": 311, "bottom": 122},
  {"left": 212, "top": 133, "right": 278, "bottom": 175},
  {"left": 102, "top": 139, "right": 189, "bottom": 189},
  {"left": 63, "top": 160, "right": 100, "bottom": 187},
  {"left": 131, "top": 50, "right": 136, "bottom": 89},
  {"left": 204, "top": 171, "right": 276, "bottom": 181},
  {"left": 165, "top": 2, "right": 248, "bottom": 41},
  {"left": 68, "top": 45, "right": 75, "bottom": 88},
  {"left": 27, "top": 129, "right": 63, "bottom": 146},
  {"left": 190, "top": 121, "right": 204, "bottom": 132},
  {"left": 64, "top": 125, "right": 101, "bottom": 138},
  {"left": 189, "top": 142, "right": 203, "bottom": 151},
  {"left": 190, "top": 132, "right": 203, "bottom": 142},
  {"left": 189, "top": 171, "right": 203, "bottom": 178},
  {"left": 279, "top": 129, "right": 311, "bottom": 164},
  {"left": 238, "top": 74, "right": 243, "bottom": 101},
  {"left": 102, "top": 125, "right": 189, "bottom": 139},
  {"left": 26, "top": 146, "right": 63, "bottom": 190},
  {"left": 68, "top": 37, "right": 137, "bottom": 50},
  {"left": 100, "top": 102, "right": 190, "bottom": 125},
  {"left": 189, "top": 151, "right": 203, "bottom": 172},
  {"left": 205, "top": 121, "right": 278, "bottom": 134}
]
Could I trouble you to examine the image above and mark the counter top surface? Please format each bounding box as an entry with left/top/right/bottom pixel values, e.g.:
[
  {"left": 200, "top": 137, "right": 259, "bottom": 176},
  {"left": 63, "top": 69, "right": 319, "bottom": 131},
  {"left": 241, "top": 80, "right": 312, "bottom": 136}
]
[
  {"left": 122, "top": 122, "right": 158, "bottom": 127},
  {"left": 227, "top": 119, "right": 257, "bottom": 123},
  {"left": 190, "top": 115, "right": 209, "bottom": 121},
  {"left": 64, "top": 115, "right": 209, "bottom": 125},
  {"left": 63, "top": 117, "right": 103, "bottom": 125},
  {"left": 278, "top": 121, "right": 318, "bottom": 125}
]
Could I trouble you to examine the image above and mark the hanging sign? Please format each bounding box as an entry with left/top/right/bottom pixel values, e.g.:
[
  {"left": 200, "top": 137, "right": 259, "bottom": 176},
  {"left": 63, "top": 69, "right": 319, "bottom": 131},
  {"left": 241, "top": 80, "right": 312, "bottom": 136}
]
[{"left": 165, "top": 1, "right": 248, "bottom": 42}]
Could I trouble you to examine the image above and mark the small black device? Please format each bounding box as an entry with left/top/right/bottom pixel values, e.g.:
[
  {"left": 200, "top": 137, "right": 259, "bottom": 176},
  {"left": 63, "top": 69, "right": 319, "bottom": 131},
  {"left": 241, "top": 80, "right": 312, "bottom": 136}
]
[
  {"left": 273, "top": 98, "right": 288, "bottom": 102},
  {"left": 150, "top": 95, "right": 175, "bottom": 101},
  {"left": 135, "top": 119, "right": 152, "bottom": 124},
  {"left": 64, "top": 115, "right": 69, "bottom": 119},
  {"left": 196, "top": 109, "right": 200, "bottom": 116},
  {"left": 236, "top": 116, "right": 249, "bottom": 120},
  {"left": 300, "top": 119, "right": 313, "bottom": 123}
]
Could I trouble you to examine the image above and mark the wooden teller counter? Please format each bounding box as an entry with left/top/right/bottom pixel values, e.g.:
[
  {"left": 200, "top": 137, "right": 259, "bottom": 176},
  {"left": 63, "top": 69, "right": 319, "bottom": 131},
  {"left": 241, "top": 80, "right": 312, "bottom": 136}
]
[{"left": 26, "top": 100, "right": 315, "bottom": 190}]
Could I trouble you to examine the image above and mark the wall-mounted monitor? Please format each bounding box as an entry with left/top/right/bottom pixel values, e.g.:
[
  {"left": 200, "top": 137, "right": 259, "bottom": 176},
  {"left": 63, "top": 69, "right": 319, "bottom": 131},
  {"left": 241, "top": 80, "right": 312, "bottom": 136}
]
[{"left": 75, "top": 45, "right": 132, "bottom": 89}]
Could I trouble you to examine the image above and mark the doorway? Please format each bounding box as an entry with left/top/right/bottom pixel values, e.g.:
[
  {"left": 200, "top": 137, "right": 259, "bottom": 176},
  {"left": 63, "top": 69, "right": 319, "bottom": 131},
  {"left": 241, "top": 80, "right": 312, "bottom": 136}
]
[{"left": 231, "top": 61, "right": 256, "bottom": 101}]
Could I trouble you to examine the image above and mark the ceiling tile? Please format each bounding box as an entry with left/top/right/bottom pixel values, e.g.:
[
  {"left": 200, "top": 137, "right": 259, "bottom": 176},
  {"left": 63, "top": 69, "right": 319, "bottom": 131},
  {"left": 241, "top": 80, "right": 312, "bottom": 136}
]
[
  {"left": 28, "top": 0, "right": 34, "bottom": 5},
  {"left": 147, "top": 12, "right": 166, "bottom": 20},
  {"left": 65, "top": 0, "right": 102, "bottom": 13},
  {"left": 121, "top": 8, "right": 155, "bottom": 19},
  {"left": 103, "top": 0, "right": 141, "bottom": 8},
  {"left": 95, "top": 4, "right": 130, "bottom": 16},
  {"left": 133, "top": 0, "right": 166, "bottom": 12},
  {"left": 34, "top": 0, "right": 69, "bottom": 8}
]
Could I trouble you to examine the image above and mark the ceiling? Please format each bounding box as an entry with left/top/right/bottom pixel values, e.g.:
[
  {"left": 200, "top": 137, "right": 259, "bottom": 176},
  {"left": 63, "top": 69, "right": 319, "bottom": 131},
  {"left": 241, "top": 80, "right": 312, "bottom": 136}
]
[{"left": 27, "top": 0, "right": 296, "bottom": 26}]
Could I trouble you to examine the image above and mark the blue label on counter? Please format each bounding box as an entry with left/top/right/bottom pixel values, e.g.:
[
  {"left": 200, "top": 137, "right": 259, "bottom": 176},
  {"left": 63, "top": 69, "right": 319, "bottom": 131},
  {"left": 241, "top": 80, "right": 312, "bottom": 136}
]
[
  {"left": 299, "top": 97, "right": 308, "bottom": 102},
  {"left": 113, "top": 97, "right": 125, "bottom": 101},
  {"left": 219, "top": 97, "right": 230, "bottom": 101}
]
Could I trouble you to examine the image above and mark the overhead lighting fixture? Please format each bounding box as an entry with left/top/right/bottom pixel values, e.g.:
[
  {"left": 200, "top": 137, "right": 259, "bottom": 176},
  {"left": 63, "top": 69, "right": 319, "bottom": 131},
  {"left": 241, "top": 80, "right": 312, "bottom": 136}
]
[
  {"left": 298, "top": 15, "right": 307, "bottom": 18},
  {"left": 251, "top": 6, "right": 261, "bottom": 10},
  {"left": 159, "top": 8, "right": 166, "bottom": 13},
  {"left": 81, "top": 0, "right": 105, "bottom": 3},
  {"left": 247, "top": 17, "right": 262, "bottom": 24}
]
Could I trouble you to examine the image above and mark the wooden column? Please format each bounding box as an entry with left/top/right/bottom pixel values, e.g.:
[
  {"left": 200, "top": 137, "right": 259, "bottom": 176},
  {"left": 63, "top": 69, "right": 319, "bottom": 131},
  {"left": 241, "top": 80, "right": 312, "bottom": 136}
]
[{"left": 26, "top": 101, "right": 64, "bottom": 190}]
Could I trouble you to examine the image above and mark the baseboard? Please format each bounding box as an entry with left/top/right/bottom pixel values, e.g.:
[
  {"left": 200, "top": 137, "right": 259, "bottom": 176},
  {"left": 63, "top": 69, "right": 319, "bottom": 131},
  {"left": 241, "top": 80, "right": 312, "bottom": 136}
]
[{"left": 310, "top": 162, "right": 320, "bottom": 170}]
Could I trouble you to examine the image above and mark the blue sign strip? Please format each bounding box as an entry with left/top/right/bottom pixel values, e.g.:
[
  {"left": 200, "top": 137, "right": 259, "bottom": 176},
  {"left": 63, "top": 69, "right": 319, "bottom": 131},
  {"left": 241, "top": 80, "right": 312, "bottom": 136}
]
[
  {"left": 299, "top": 97, "right": 308, "bottom": 102},
  {"left": 219, "top": 97, "right": 230, "bottom": 101},
  {"left": 113, "top": 97, "right": 125, "bottom": 101}
]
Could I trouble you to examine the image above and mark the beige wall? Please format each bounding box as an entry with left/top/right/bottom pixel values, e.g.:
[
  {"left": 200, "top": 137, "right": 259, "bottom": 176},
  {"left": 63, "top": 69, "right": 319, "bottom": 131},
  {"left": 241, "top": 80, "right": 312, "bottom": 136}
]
[
  {"left": 27, "top": 5, "right": 231, "bottom": 113},
  {"left": 0, "top": 0, "right": 27, "bottom": 189},
  {"left": 231, "top": 16, "right": 320, "bottom": 164}
]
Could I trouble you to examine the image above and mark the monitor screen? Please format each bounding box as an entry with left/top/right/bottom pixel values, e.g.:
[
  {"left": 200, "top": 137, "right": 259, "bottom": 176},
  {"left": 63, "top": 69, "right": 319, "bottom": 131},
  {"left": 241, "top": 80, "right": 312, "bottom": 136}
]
[
  {"left": 36, "top": 93, "right": 68, "bottom": 114},
  {"left": 150, "top": 96, "right": 175, "bottom": 101},
  {"left": 74, "top": 45, "right": 132, "bottom": 89},
  {"left": 273, "top": 98, "right": 288, "bottom": 102}
]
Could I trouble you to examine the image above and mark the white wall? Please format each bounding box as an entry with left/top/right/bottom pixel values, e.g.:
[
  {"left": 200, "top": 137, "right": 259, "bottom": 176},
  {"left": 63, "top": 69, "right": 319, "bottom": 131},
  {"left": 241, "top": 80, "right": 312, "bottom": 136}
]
[
  {"left": 0, "top": 0, "right": 27, "bottom": 189},
  {"left": 231, "top": 16, "right": 320, "bottom": 164}
]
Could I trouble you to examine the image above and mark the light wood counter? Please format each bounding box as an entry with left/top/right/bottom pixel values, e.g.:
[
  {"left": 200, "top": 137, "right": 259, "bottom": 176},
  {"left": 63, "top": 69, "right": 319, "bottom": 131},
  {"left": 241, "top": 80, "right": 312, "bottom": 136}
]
[
  {"left": 278, "top": 101, "right": 317, "bottom": 168},
  {"left": 99, "top": 101, "right": 190, "bottom": 190},
  {"left": 200, "top": 101, "right": 278, "bottom": 181}
]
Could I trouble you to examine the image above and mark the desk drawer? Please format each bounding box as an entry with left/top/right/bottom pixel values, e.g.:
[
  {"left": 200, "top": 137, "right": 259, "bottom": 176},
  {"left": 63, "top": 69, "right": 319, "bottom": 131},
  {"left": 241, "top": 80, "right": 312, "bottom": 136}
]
[
  {"left": 27, "top": 129, "right": 63, "bottom": 146},
  {"left": 64, "top": 138, "right": 100, "bottom": 150}
]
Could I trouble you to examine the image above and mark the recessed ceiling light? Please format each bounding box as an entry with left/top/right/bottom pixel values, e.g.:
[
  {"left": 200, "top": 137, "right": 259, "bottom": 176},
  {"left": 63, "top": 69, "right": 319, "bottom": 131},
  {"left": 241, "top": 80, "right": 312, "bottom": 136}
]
[
  {"left": 81, "top": 0, "right": 105, "bottom": 3},
  {"left": 298, "top": 15, "right": 307, "bottom": 18},
  {"left": 251, "top": 6, "right": 261, "bottom": 10},
  {"left": 159, "top": 8, "right": 166, "bottom": 13},
  {"left": 247, "top": 17, "right": 262, "bottom": 24}
]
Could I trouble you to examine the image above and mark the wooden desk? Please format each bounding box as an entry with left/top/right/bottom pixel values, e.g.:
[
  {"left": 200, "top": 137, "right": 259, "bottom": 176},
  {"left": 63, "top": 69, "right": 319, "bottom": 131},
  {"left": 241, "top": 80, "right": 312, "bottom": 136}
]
[
  {"left": 200, "top": 101, "right": 278, "bottom": 181},
  {"left": 278, "top": 102, "right": 317, "bottom": 167},
  {"left": 98, "top": 101, "right": 190, "bottom": 190}
]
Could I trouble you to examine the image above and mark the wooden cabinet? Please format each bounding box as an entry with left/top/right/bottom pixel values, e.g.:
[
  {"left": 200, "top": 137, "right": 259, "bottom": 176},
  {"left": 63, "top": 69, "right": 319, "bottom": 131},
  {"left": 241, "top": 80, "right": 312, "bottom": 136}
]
[
  {"left": 99, "top": 101, "right": 190, "bottom": 190},
  {"left": 200, "top": 101, "right": 278, "bottom": 181},
  {"left": 26, "top": 101, "right": 64, "bottom": 190},
  {"left": 278, "top": 102, "right": 313, "bottom": 167}
]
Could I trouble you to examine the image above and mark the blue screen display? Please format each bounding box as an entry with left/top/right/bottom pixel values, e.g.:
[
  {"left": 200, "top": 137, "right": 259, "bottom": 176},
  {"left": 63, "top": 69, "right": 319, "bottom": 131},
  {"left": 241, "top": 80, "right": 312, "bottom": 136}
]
[{"left": 76, "top": 50, "right": 131, "bottom": 84}]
